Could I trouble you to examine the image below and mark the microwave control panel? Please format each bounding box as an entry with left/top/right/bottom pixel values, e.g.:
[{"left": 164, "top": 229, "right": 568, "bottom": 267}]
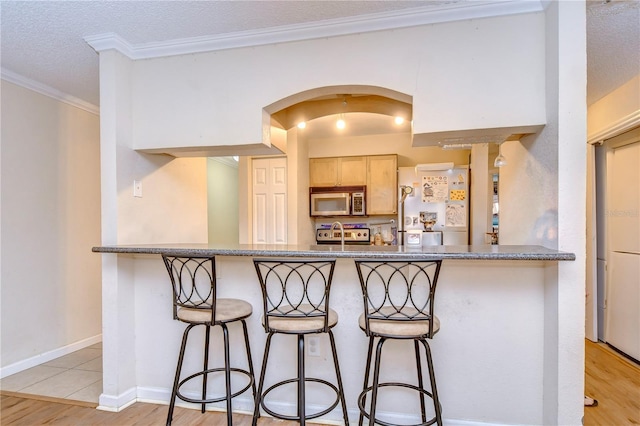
[{"left": 352, "top": 192, "right": 365, "bottom": 215}]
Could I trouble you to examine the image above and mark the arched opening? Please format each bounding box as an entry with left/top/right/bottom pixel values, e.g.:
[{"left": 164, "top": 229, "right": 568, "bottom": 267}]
[{"left": 265, "top": 85, "right": 412, "bottom": 135}]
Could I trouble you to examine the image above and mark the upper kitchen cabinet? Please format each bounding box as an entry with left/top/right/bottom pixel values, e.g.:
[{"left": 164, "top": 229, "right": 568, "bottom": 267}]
[
  {"left": 367, "top": 155, "right": 398, "bottom": 215},
  {"left": 309, "top": 156, "right": 367, "bottom": 187}
]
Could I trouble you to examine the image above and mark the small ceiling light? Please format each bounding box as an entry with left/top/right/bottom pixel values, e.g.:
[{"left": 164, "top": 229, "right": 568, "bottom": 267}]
[
  {"left": 336, "top": 114, "right": 346, "bottom": 129},
  {"left": 297, "top": 122, "right": 306, "bottom": 129},
  {"left": 494, "top": 142, "right": 508, "bottom": 167},
  {"left": 394, "top": 116, "right": 405, "bottom": 125},
  {"left": 233, "top": 156, "right": 239, "bottom": 162}
]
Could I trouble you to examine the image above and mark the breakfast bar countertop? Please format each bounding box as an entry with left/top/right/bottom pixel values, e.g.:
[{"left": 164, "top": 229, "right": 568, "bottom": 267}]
[{"left": 92, "top": 243, "right": 575, "bottom": 261}]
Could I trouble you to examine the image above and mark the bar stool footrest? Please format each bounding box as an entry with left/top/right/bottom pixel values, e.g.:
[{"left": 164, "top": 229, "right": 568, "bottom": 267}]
[
  {"left": 358, "top": 382, "right": 440, "bottom": 426},
  {"left": 176, "top": 367, "right": 254, "bottom": 404},
  {"left": 260, "top": 377, "right": 341, "bottom": 421}
]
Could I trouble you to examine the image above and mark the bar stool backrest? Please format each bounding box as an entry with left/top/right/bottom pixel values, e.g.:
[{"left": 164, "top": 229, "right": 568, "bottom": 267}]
[
  {"left": 162, "top": 255, "right": 217, "bottom": 324},
  {"left": 253, "top": 259, "right": 336, "bottom": 333},
  {"left": 355, "top": 259, "right": 443, "bottom": 338}
]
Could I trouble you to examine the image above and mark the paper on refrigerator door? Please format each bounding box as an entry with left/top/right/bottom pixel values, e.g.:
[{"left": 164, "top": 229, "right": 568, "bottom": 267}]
[
  {"left": 446, "top": 203, "right": 466, "bottom": 227},
  {"left": 422, "top": 175, "right": 448, "bottom": 202}
]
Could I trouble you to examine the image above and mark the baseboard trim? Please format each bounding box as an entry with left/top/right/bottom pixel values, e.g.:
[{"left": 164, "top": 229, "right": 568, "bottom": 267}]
[
  {"left": 109, "top": 385, "right": 512, "bottom": 425},
  {"left": 0, "top": 334, "right": 102, "bottom": 379},
  {"left": 97, "top": 387, "right": 137, "bottom": 412}
]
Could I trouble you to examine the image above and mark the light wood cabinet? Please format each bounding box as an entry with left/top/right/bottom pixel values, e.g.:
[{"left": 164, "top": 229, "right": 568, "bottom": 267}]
[
  {"left": 367, "top": 154, "right": 398, "bottom": 215},
  {"left": 309, "top": 156, "right": 366, "bottom": 187},
  {"left": 308, "top": 154, "right": 398, "bottom": 215}
]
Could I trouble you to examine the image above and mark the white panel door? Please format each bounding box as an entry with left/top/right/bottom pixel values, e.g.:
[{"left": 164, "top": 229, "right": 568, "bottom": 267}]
[
  {"left": 252, "top": 157, "right": 287, "bottom": 244},
  {"left": 605, "top": 137, "right": 640, "bottom": 359},
  {"left": 609, "top": 141, "right": 640, "bottom": 253},
  {"left": 606, "top": 252, "right": 640, "bottom": 359}
]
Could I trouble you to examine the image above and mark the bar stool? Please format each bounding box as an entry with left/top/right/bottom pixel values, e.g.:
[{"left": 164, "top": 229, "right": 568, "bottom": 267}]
[
  {"left": 162, "top": 255, "right": 256, "bottom": 426},
  {"left": 354, "top": 259, "right": 443, "bottom": 426},
  {"left": 252, "top": 259, "right": 349, "bottom": 425}
]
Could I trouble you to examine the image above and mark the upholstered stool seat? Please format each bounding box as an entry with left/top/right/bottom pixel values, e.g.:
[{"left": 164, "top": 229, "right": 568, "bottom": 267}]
[
  {"left": 357, "top": 306, "right": 441, "bottom": 337},
  {"left": 355, "top": 259, "right": 444, "bottom": 426},
  {"left": 252, "top": 259, "right": 349, "bottom": 426},
  {"left": 162, "top": 255, "right": 256, "bottom": 426},
  {"left": 263, "top": 304, "right": 339, "bottom": 332},
  {"left": 177, "top": 298, "right": 253, "bottom": 323}
]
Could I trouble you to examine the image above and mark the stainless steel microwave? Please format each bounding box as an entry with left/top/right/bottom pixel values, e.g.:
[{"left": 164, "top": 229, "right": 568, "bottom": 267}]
[{"left": 309, "top": 186, "right": 366, "bottom": 217}]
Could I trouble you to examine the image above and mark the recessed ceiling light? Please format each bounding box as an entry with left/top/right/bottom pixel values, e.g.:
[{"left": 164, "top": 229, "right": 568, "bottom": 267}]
[
  {"left": 297, "top": 122, "right": 306, "bottom": 129},
  {"left": 394, "top": 116, "right": 404, "bottom": 125}
]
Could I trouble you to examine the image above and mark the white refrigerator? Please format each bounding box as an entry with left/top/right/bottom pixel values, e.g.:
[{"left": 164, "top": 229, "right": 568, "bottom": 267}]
[
  {"left": 398, "top": 166, "right": 469, "bottom": 246},
  {"left": 605, "top": 140, "right": 640, "bottom": 361}
]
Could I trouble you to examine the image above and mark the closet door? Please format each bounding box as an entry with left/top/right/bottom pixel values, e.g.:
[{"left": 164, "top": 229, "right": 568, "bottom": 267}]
[
  {"left": 604, "top": 127, "right": 640, "bottom": 360},
  {"left": 252, "top": 157, "right": 287, "bottom": 244}
]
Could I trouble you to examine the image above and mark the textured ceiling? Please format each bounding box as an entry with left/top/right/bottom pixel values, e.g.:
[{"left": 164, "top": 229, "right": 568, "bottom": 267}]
[
  {"left": 586, "top": 0, "right": 640, "bottom": 105},
  {"left": 0, "top": 0, "right": 638, "bottom": 113}
]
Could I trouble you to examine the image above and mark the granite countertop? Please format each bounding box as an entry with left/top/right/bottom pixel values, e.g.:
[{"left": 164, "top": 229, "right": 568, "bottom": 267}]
[{"left": 92, "top": 243, "right": 575, "bottom": 261}]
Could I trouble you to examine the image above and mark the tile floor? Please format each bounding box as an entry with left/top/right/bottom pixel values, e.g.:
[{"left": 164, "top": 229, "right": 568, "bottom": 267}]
[{"left": 0, "top": 342, "right": 102, "bottom": 404}]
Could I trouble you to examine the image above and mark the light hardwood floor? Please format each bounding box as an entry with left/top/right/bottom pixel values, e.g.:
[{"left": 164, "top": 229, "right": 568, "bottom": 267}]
[
  {"left": 0, "top": 392, "right": 307, "bottom": 426},
  {"left": 584, "top": 339, "right": 640, "bottom": 425},
  {"left": 1, "top": 339, "right": 638, "bottom": 425}
]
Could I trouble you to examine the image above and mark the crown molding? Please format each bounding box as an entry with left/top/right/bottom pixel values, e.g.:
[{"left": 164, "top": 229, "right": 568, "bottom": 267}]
[
  {"left": 83, "top": 32, "right": 136, "bottom": 58},
  {"left": 85, "top": 1, "right": 543, "bottom": 60},
  {"left": 587, "top": 110, "right": 640, "bottom": 144},
  {"left": 1, "top": 68, "right": 100, "bottom": 115}
]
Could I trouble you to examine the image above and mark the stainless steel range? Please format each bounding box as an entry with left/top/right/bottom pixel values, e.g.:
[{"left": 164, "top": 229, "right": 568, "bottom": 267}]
[{"left": 316, "top": 227, "right": 370, "bottom": 245}]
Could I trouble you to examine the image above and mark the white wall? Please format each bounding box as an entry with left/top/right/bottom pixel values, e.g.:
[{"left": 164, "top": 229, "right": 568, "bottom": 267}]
[
  {"left": 1, "top": 80, "right": 102, "bottom": 373},
  {"left": 130, "top": 13, "right": 545, "bottom": 152},
  {"left": 129, "top": 255, "right": 547, "bottom": 425}
]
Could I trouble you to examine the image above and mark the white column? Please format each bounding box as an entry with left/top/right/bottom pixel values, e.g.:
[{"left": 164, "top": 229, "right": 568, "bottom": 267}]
[
  {"left": 543, "top": 1, "right": 587, "bottom": 424},
  {"left": 97, "top": 49, "right": 137, "bottom": 411}
]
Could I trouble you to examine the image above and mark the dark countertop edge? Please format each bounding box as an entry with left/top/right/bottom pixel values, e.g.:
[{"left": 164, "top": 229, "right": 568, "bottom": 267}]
[{"left": 91, "top": 245, "right": 576, "bottom": 261}]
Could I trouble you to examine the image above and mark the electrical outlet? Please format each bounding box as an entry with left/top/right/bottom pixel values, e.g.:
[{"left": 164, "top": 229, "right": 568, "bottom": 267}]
[{"left": 307, "top": 336, "right": 321, "bottom": 357}]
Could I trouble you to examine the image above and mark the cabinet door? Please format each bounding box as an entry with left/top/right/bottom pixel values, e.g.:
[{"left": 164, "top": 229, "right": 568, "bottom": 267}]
[
  {"left": 367, "top": 155, "right": 398, "bottom": 215},
  {"left": 309, "top": 158, "right": 339, "bottom": 186},
  {"left": 339, "top": 156, "right": 367, "bottom": 186}
]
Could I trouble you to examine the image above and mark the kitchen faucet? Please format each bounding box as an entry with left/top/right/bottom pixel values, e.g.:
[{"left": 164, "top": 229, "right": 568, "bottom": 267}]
[{"left": 330, "top": 221, "right": 345, "bottom": 250}]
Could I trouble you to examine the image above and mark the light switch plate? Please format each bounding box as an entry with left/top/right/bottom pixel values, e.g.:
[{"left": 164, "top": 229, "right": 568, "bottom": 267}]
[{"left": 133, "top": 180, "right": 142, "bottom": 197}]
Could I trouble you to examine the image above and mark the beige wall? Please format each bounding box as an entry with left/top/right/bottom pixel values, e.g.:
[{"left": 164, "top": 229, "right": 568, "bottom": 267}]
[
  {"left": 588, "top": 74, "right": 640, "bottom": 142},
  {"left": 307, "top": 132, "right": 470, "bottom": 166},
  {"left": 207, "top": 158, "right": 239, "bottom": 244},
  {"left": 1, "top": 80, "right": 102, "bottom": 372}
]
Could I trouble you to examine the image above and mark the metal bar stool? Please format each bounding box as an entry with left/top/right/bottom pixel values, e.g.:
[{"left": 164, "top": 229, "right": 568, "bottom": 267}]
[
  {"left": 252, "top": 259, "right": 349, "bottom": 425},
  {"left": 162, "top": 255, "right": 256, "bottom": 426},
  {"left": 354, "top": 259, "right": 443, "bottom": 426}
]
